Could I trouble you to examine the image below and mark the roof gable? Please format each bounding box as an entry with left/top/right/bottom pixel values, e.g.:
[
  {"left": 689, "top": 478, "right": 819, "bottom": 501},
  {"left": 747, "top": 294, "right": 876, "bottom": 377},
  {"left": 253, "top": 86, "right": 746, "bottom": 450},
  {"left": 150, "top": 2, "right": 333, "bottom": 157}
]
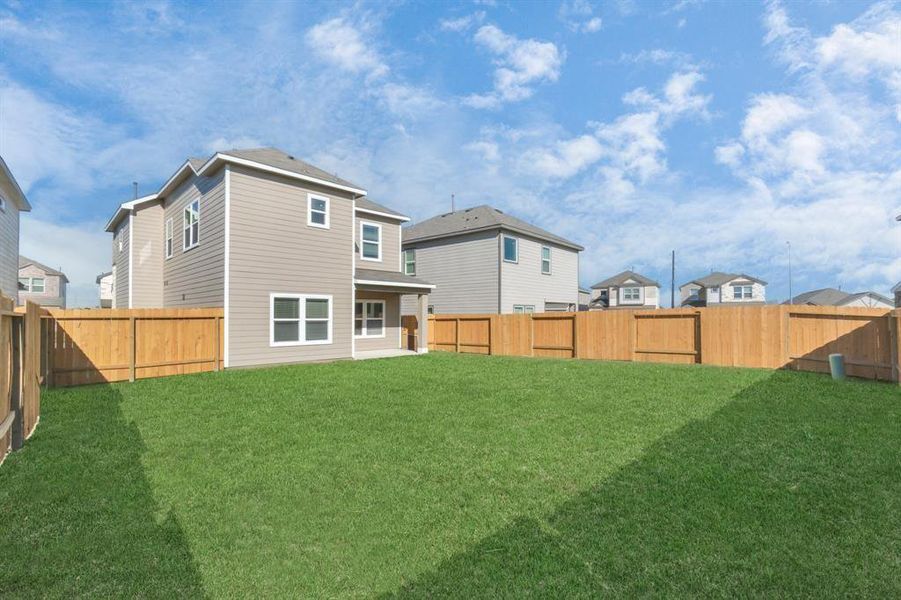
[
  {"left": 0, "top": 156, "right": 31, "bottom": 211},
  {"left": 591, "top": 270, "right": 659, "bottom": 288},
  {"left": 19, "top": 255, "right": 68, "bottom": 281}
]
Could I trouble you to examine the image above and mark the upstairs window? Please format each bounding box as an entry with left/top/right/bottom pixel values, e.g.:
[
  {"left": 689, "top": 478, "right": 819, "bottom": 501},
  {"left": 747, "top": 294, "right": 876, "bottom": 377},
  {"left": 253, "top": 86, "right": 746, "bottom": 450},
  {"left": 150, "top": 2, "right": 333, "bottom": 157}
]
[
  {"left": 271, "top": 294, "right": 332, "bottom": 346},
  {"left": 541, "top": 246, "right": 551, "bottom": 274},
  {"left": 404, "top": 249, "right": 416, "bottom": 275},
  {"left": 165, "top": 218, "right": 173, "bottom": 259},
  {"left": 361, "top": 222, "right": 381, "bottom": 261},
  {"left": 183, "top": 200, "right": 199, "bottom": 250},
  {"left": 513, "top": 305, "right": 535, "bottom": 314},
  {"left": 355, "top": 300, "right": 385, "bottom": 337},
  {"left": 622, "top": 287, "right": 641, "bottom": 302},
  {"left": 503, "top": 235, "right": 518, "bottom": 263},
  {"left": 31, "top": 277, "right": 45, "bottom": 293},
  {"left": 308, "top": 194, "right": 329, "bottom": 229},
  {"left": 732, "top": 284, "right": 753, "bottom": 299},
  {"left": 18, "top": 277, "right": 29, "bottom": 291}
]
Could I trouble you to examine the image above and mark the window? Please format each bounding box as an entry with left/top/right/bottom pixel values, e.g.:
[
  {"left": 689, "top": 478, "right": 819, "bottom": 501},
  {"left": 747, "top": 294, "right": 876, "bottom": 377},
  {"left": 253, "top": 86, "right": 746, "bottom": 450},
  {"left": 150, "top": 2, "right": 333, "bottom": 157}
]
[
  {"left": 270, "top": 294, "right": 332, "bottom": 346},
  {"left": 361, "top": 222, "right": 381, "bottom": 261},
  {"left": 622, "top": 287, "right": 641, "bottom": 302},
  {"left": 513, "top": 305, "right": 535, "bottom": 313},
  {"left": 18, "top": 277, "right": 29, "bottom": 292},
  {"left": 183, "top": 200, "right": 199, "bottom": 250},
  {"left": 428, "top": 305, "right": 435, "bottom": 315},
  {"left": 118, "top": 232, "right": 123, "bottom": 253},
  {"left": 503, "top": 235, "right": 518, "bottom": 263},
  {"left": 732, "top": 284, "right": 753, "bottom": 299},
  {"left": 404, "top": 249, "right": 416, "bottom": 275},
  {"left": 31, "top": 278, "right": 45, "bottom": 293},
  {"left": 308, "top": 194, "right": 329, "bottom": 228},
  {"left": 355, "top": 300, "right": 385, "bottom": 338},
  {"left": 165, "top": 218, "right": 173, "bottom": 259},
  {"left": 541, "top": 246, "right": 551, "bottom": 274}
]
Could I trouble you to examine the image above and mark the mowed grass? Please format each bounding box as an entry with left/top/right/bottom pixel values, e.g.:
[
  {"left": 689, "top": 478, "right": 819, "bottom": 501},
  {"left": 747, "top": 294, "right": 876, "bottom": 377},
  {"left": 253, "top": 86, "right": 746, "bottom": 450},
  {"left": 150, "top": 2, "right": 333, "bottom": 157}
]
[{"left": 1, "top": 353, "right": 899, "bottom": 598}]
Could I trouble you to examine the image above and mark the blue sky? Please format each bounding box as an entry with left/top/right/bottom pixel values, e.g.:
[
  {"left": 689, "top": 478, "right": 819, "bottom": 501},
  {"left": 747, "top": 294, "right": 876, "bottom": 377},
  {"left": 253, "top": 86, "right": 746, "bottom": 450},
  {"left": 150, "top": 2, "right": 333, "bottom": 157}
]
[{"left": 1, "top": 0, "right": 899, "bottom": 307}]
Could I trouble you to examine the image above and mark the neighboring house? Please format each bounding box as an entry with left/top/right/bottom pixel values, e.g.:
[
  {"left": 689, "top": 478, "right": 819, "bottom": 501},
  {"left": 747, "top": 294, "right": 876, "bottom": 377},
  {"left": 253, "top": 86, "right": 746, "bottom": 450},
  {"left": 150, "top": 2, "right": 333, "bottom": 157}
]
[
  {"left": 0, "top": 156, "right": 32, "bottom": 299},
  {"left": 401, "top": 205, "right": 583, "bottom": 314},
  {"left": 104, "top": 147, "right": 434, "bottom": 368},
  {"left": 894, "top": 282, "right": 901, "bottom": 308},
  {"left": 788, "top": 287, "right": 894, "bottom": 309},
  {"left": 18, "top": 256, "right": 68, "bottom": 307},
  {"left": 578, "top": 287, "right": 591, "bottom": 311},
  {"left": 589, "top": 270, "right": 660, "bottom": 310},
  {"left": 680, "top": 272, "right": 767, "bottom": 306},
  {"left": 97, "top": 271, "right": 114, "bottom": 308}
]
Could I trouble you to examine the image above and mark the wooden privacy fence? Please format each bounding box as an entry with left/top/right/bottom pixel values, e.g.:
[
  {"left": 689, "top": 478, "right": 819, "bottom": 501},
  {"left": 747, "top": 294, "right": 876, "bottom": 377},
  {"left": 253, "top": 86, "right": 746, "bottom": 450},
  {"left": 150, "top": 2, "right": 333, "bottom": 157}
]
[
  {"left": 43, "top": 308, "right": 224, "bottom": 387},
  {"left": 427, "top": 306, "right": 901, "bottom": 383},
  {"left": 1, "top": 296, "right": 41, "bottom": 465}
]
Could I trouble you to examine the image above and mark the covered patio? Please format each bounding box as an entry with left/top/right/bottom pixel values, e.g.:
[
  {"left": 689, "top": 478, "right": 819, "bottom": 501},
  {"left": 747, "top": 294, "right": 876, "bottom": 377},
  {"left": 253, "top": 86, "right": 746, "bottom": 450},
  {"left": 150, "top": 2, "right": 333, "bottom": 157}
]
[{"left": 353, "top": 268, "right": 434, "bottom": 355}]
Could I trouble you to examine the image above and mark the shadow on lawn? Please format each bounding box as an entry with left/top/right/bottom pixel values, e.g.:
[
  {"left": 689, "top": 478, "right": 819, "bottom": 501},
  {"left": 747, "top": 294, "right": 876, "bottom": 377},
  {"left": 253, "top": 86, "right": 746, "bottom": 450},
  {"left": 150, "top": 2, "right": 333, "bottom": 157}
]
[
  {"left": 386, "top": 371, "right": 901, "bottom": 598},
  {"left": 0, "top": 384, "right": 204, "bottom": 597}
]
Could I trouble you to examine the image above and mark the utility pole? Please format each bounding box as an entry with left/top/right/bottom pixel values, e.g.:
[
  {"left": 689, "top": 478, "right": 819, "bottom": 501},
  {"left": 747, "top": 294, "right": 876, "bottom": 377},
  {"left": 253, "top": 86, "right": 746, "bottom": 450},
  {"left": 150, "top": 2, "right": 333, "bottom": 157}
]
[
  {"left": 671, "top": 250, "right": 675, "bottom": 308},
  {"left": 787, "top": 241, "right": 793, "bottom": 305}
]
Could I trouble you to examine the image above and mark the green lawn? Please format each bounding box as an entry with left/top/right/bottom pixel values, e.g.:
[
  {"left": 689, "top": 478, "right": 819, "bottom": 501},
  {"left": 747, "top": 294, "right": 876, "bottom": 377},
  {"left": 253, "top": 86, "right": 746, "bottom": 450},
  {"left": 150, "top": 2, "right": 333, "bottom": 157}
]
[{"left": 1, "top": 353, "right": 899, "bottom": 598}]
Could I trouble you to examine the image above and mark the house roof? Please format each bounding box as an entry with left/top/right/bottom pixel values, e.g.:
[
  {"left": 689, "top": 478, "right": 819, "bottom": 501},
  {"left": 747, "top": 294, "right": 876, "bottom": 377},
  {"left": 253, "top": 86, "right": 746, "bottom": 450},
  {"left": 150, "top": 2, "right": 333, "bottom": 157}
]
[
  {"left": 104, "top": 193, "right": 161, "bottom": 232},
  {"left": 96, "top": 271, "right": 113, "bottom": 284},
  {"left": 19, "top": 255, "right": 69, "bottom": 282},
  {"left": 354, "top": 268, "right": 435, "bottom": 290},
  {"left": 356, "top": 197, "right": 409, "bottom": 221},
  {"left": 683, "top": 271, "right": 767, "bottom": 288},
  {"left": 591, "top": 270, "right": 659, "bottom": 289},
  {"left": 893, "top": 282, "right": 901, "bottom": 293},
  {"left": 789, "top": 287, "right": 893, "bottom": 307},
  {"left": 219, "top": 148, "right": 363, "bottom": 192},
  {"left": 0, "top": 155, "right": 31, "bottom": 211},
  {"left": 402, "top": 205, "right": 583, "bottom": 251}
]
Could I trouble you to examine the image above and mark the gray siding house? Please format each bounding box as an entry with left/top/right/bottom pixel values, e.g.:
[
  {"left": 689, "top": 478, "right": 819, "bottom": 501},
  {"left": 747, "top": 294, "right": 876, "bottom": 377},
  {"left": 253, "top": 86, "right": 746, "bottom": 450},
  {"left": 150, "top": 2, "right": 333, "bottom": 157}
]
[
  {"left": 788, "top": 288, "right": 894, "bottom": 309},
  {"left": 105, "top": 148, "right": 433, "bottom": 368},
  {"left": 680, "top": 272, "right": 767, "bottom": 307},
  {"left": 0, "top": 157, "right": 31, "bottom": 300},
  {"left": 401, "top": 205, "right": 582, "bottom": 314},
  {"left": 589, "top": 270, "right": 660, "bottom": 310},
  {"left": 18, "top": 256, "right": 68, "bottom": 308}
]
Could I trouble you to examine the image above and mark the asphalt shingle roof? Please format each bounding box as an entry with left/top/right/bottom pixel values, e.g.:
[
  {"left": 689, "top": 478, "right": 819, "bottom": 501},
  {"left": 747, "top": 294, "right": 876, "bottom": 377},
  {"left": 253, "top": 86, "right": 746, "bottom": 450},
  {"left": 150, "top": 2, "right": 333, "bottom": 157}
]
[
  {"left": 19, "top": 256, "right": 69, "bottom": 282},
  {"left": 591, "top": 270, "right": 659, "bottom": 289},
  {"left": 356, "top": 197, "right": 408, "bottom": 219},
  {"left": 685, "top": 271, "right": 767, "bottom": 288},
  {"left": 222, "top": 148, "right": 364, "bottom": 192},
  {"left": 402, "top": 205, "right": 583, "bottom": 250}
]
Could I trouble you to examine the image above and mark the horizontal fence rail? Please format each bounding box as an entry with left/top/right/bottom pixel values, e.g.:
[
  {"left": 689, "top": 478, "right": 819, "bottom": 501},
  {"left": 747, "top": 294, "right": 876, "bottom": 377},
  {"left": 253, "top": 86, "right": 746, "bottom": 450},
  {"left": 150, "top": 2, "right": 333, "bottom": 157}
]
[
  {"left": 43, "top": 308, "right": 224, "bottom": 387},
  {"left": 425, "top": 306, "right": 901, "bottom": 383}
]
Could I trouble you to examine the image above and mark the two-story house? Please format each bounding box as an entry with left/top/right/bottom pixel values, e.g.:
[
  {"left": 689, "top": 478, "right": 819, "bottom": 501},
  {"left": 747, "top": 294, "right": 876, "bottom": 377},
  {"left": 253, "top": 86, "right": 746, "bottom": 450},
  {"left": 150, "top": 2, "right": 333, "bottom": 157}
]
[
  {"left": 96, "top": 271, "right": 114, "bottom": 308},
  {"left": 589, "top": 270, "right": 660, "bottom": 310},
  {"left": 788, "top": 288, "right": 894, "bottom": 309},
  {"left": 680, "top": 272, "right": 767, "bottom": 307},
  {"left": 104, "top": 147, "right": 434, "bottom": 367},
  {"left": 18, "top": 256, "right": 68, "bottom": 308},
  {"left": 400, "top": 205, "right": 582, "bottom": 314},
  {"left": 0, "top": 156, "right": 31, "bottom": 299}
]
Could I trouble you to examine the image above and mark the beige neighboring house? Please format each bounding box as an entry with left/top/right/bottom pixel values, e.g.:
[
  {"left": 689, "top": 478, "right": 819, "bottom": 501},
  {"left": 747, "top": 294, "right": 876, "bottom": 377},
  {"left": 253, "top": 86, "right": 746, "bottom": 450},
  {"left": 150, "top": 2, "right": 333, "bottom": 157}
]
[
  {"left": 680, "top": 272, "right": 767, "bottom": 307},
  {"left": 18, "top": 256, "right": 68, "bottom": 307},
  {"left": 589, "top": 270, "right": 660, "bottom": 310},
  {"left": 96, "top": 271, "right": 114, "bottom": 308},
  {"left": 401, "top": 205, "right": 582, "bottom": 314},
  {"left": 788, "top": 287, "right": 894, "bottom": 309},
  {"left": 0, "top": 156, "right": 32, "bottom": 299},
  {"left": 104, "top": 147, "right": 434, "bottom": 367}
]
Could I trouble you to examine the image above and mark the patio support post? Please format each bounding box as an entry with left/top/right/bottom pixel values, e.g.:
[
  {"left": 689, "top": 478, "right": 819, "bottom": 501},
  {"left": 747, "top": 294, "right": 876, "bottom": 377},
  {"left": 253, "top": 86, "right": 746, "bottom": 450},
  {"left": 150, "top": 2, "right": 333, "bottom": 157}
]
[{"left": 417, "top": 294, "right": 429, "bottom": 354}]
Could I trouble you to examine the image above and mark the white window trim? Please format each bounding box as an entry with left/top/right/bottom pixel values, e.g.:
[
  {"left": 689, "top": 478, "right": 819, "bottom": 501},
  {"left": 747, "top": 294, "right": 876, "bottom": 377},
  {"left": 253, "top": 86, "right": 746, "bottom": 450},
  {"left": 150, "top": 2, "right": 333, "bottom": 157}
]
[
  {"left": 30, "top": 277, "right": 45, "bottom": 293},
  {"left": 360, "top": 221, "right": 382, "bottom": 262},
  {"left": 355, "top": 299, "right": 386, "bottom": 338},
  {"left": 513, "top": 304, "right": 534, "bottom": 313},
  {"left": 269, "top": 293, "right": 333, "bottom": 347},
  {"left": 307, "top": 193, "right": 330, "bottom": 229},
  {"left": 732, "top": 284, "right": 754, "bottom": 300},
  {"left": 183, "top": 200, "right": 200, "bottom": 251},
  {"left": 503, "top": 235, "right": 518, "bottom": 263},
  {"left": 165, "top": 218, "right": 173, "bottom": 259},
  {"left": 621, "top": 286, "right": 642, "bottom": 303},
  {"left": 541, "top": 246, "right": 551, "bottom": 275},
  {"left": 404, "top": 249, "right": 416, "bottom": 276}
]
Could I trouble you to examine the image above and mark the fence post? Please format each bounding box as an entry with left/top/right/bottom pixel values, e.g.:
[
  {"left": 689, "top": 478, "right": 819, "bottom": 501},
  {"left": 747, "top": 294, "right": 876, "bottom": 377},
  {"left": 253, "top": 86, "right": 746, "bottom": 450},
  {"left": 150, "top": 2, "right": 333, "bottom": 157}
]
[
  {"left": 214, "top": 316, "right": 221, "bottom": 372},
  {"left": 10, "top": 317, "right": 23, "bottom": 451},
  {"left": 891, "top": 309, "right": 901, "bottom": 385},
  {"left": 571, "top": 314, "right": 578, "bottom": 359},
  {"left": 630, "top": 311, "right": 637, "bottom": 361},
  {"left": 694, "top": 310, "right": 703, "bottom": 364},
  {"left": 129, "top": 316, "right": 136, "bottom": 382}
]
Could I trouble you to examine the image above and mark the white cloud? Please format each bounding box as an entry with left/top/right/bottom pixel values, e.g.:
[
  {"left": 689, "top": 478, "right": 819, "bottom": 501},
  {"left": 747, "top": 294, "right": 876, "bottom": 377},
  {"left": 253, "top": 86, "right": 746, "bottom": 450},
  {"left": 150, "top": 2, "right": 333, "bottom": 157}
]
[
  {"left": 439, "top": 11, "right": 485, "bottom": 32},
  {"left": 464, "top": 25, "right": 564, "bottom": 108},
  {"left": 305, "top": 17, "right": 388, "bottom": 79},
  {"left": 558, "top": 0, "right": 603, "bottom": 33},
  {"left": 530, "top": 135, "right": 604, "bottom": 178}
]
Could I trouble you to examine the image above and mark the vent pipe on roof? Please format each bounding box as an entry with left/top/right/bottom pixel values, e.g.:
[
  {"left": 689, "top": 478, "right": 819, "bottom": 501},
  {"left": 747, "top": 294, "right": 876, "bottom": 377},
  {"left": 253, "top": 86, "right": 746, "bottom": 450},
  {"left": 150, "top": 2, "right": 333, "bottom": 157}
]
[
  {"left": 451, "top": 193, "right": 455, "bottom": 212},
  {"left": 132, "top": 182, "right": 138, "bottom": 200}
]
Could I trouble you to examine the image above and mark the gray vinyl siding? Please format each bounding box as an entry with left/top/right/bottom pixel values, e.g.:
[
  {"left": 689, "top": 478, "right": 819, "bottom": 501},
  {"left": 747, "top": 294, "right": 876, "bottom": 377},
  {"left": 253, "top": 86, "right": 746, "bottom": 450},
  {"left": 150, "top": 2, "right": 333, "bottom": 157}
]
[
  {"left": 0, "top": 189, "right": 19, "bottom": 299},
  {"left": 228, "top": 166, "right": 355, "bottom": 367},
  {"left": 113, "top": 219, "right": 129, "bottom": 308},
  {"left": 163, "top": 169, "right": 225, "bottom": 307},
  {"left": 17, "top": 265, "right": 66, "bottom": 307},
  {"left": 355, "top": 214, "right": 402, "bottom": 273},
  {"left": 354, "top": 292, "right": 401, "bottom": 352},
  {"left": 401, "top": 230, "right": 499, "bottom": 315},
  {"left": 131, "top": 202, "right": 164, "bottom": 307},
  {"left": 500, "top": 234, "right": 579, "bottom": 313}
]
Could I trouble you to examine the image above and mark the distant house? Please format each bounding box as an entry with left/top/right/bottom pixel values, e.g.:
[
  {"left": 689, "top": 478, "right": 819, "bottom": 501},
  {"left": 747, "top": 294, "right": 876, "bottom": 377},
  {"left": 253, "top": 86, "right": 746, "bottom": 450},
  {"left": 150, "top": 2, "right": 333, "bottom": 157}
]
[
  {"left": 0, "top": 156, "right": 32, "bottom": 299},
  {"left": 96, "top": 271, "right": 114, "bottom": 308},
  {"left": 589, "top": 270, "right": 660, "bottom": 310},
  {"left": 578, "top": 287, "right": 591, "bottom": 311},
  {"left": 401, "top": 205, "right": 583, "bottom": 314},
  {"left": 680, "top": 272, "right": 766, "bottom": 307},
  {"left": 18, "top": 256, "right": 68, "bottom": 307},
  {"left": 789, "top": 287, "right": 894, "bottom": 309},
  {"left": 894, "top": 282, "right": 901, "bottom": 308}
]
